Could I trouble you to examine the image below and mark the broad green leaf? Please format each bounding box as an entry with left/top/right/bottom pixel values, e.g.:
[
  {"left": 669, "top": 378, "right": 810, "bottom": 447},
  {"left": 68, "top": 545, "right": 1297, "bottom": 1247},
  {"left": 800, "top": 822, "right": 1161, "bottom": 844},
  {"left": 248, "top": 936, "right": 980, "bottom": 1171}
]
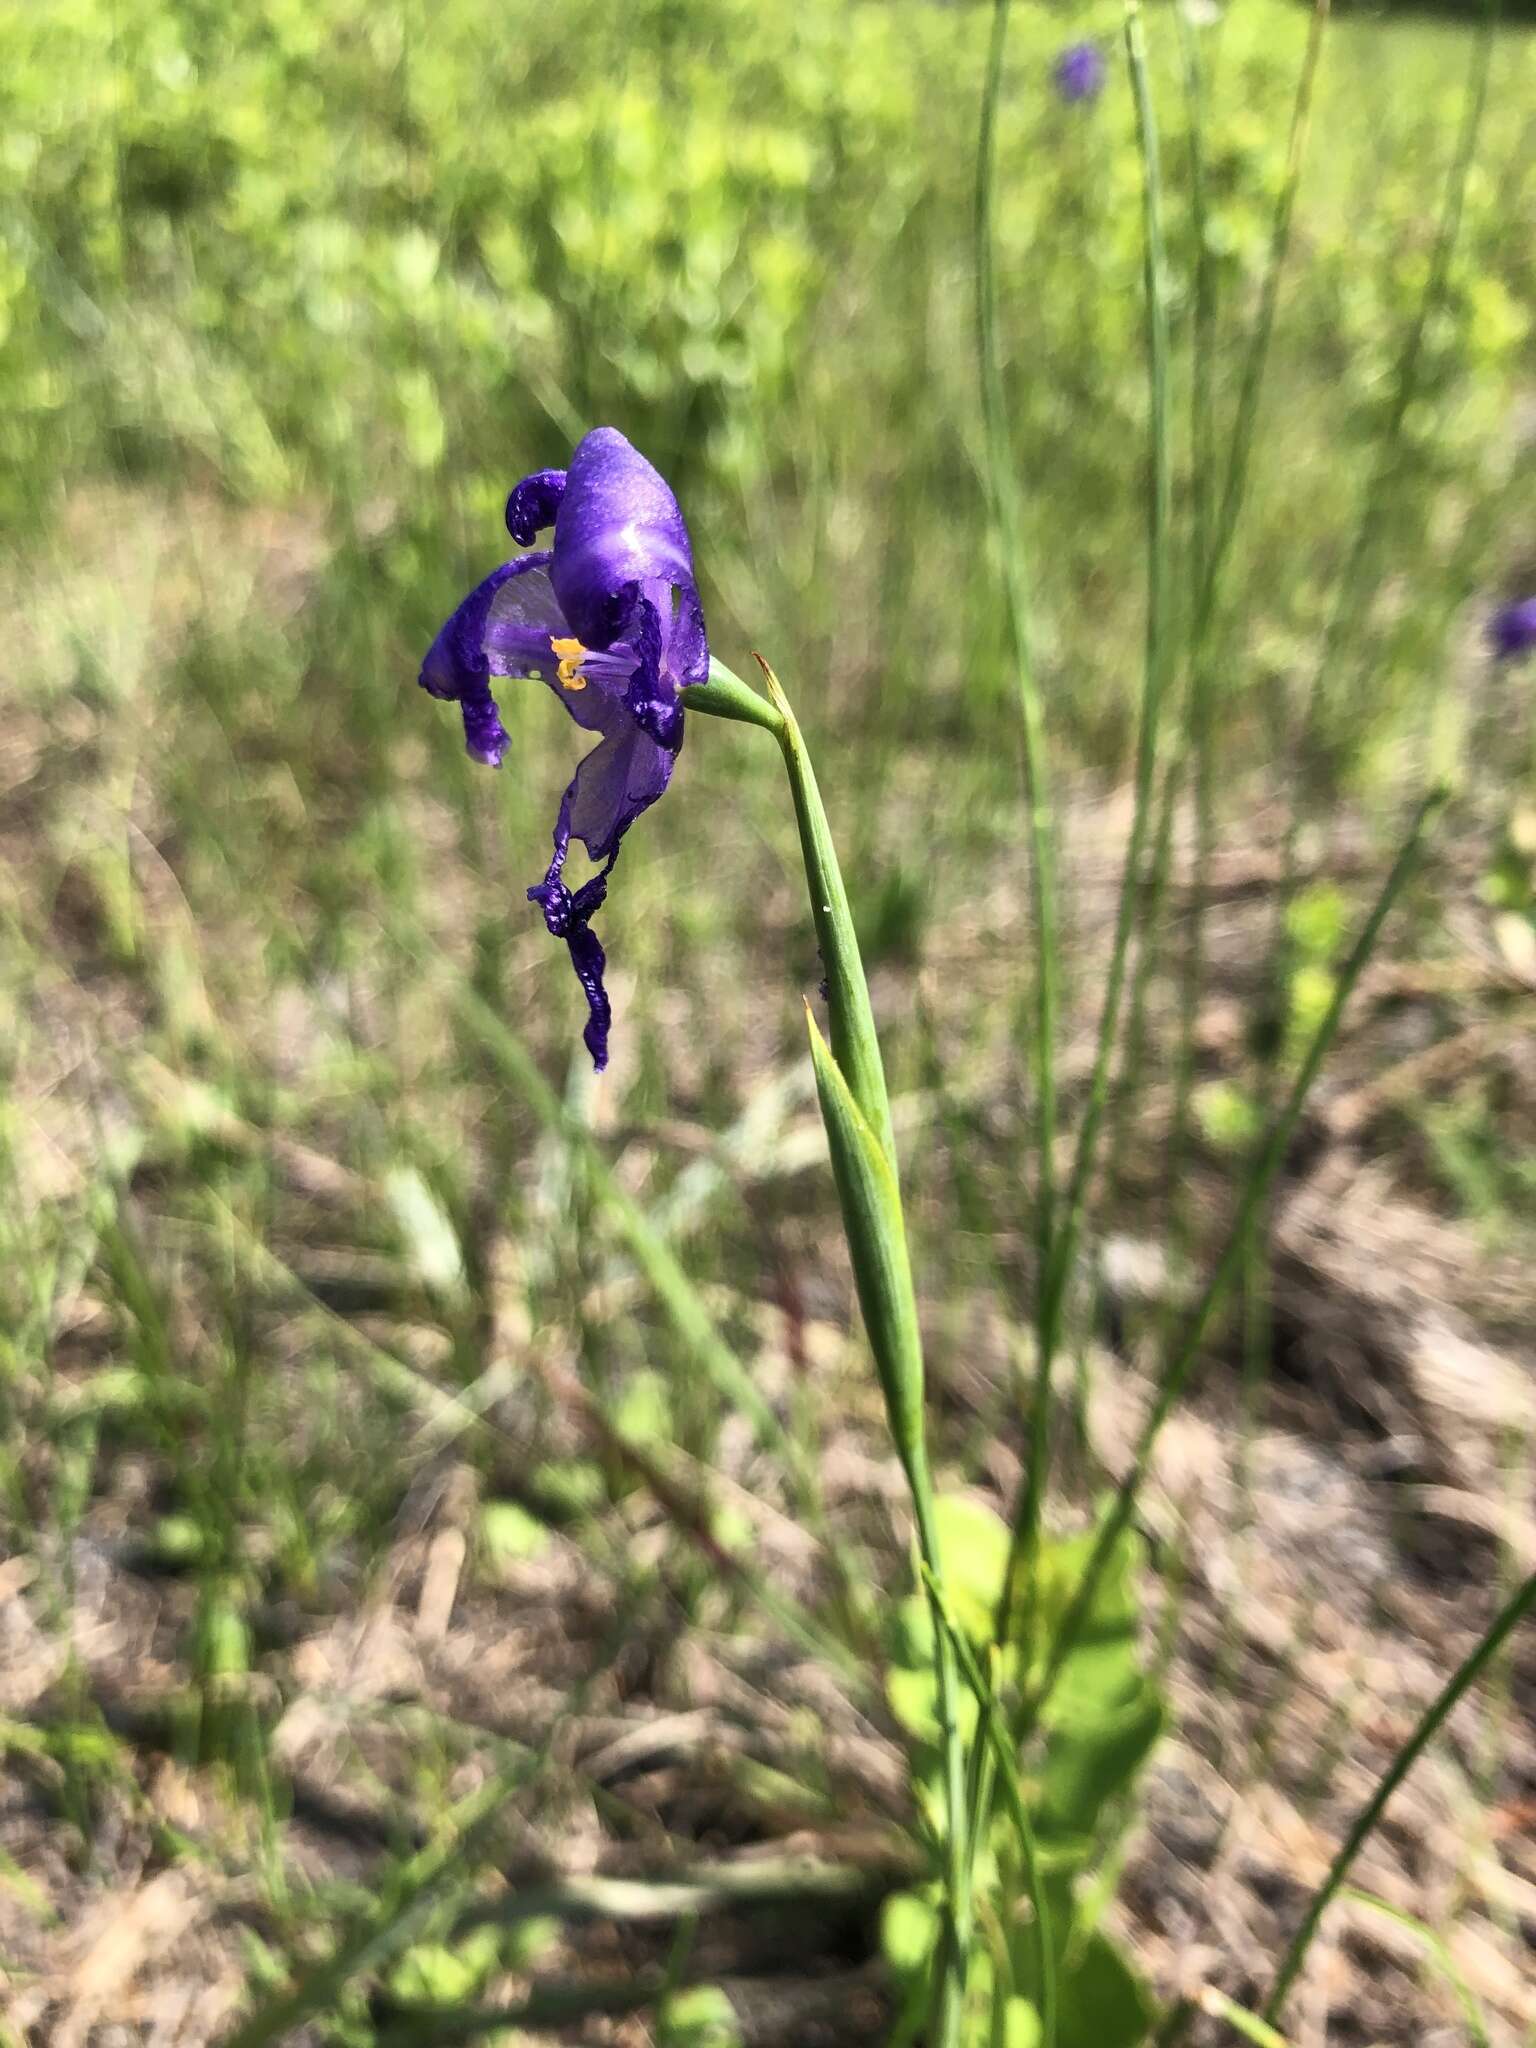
[
  {"left": 658, "top": 1984, "right": 742, "bottom": 2047},
  {"left": 1055, "top": 1930, "right": 1153, "bottom": 2048},
  {"left": 881, "top": 1888, "right": 941, "bottom": 1979},
  {"left": 384, "top": 1166, "right": 465, "bottom": 1297},
  {"left": 1035, "top": 1681, "right": 1165, "bottom": 1846},
  {"left": 932, "top": 1494, "right": 1012, "bottom": 1643},
  {"left": 386, "top": 1927, "right": 500, "bottom": 2007},
  {"left": 478, "top": 1501, "right": 550, "bottom": 1567},
  {"left": 1010, "top": 1899, "right": 1151, "bottom": 2048},
  {"left": 611, "top": 1368, "right": 672, "bottom": 1448}
]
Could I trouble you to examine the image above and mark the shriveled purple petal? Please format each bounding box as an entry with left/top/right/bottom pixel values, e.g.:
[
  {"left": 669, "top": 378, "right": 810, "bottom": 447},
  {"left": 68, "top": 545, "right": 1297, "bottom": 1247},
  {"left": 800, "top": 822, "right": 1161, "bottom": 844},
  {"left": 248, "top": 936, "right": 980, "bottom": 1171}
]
[
  {"left": 506, "top": 468, "right": 567, "bottom": 546},
  {"left": 551, "top": 428, "right": 698, "bottom": 650},
  {"left": 528, "top": 864, "right": 614, "bottom": 1071},
  {"left": 458, "top": 684, "right": 509, "bottom": 767},
  {"left": 621, "top": 596, "right": 685, "bottom": 750},
  {"left": 1489, "top": 597, "right": 1536, "bottom": 660},
  {"left": 566, "top": 921, "right": 611, "bottom": 1069}
]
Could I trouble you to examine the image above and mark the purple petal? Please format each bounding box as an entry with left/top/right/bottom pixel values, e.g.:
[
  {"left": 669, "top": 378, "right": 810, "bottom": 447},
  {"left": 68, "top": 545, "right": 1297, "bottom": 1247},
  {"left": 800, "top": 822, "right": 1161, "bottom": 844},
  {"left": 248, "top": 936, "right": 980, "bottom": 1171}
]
[
  {"left": 566, "top": 919, "right": 612, "bottom": 1070},
  {"left": 663, "top": 583, "right": 710, "bottom": 691},
  {"left": 482, "top": 552, "right": 567, "bottom": 680},
  {"left": 527, "top": 864, "right": 615, "bottom": 1072},
  {"left": 551, "top": 428, "right": 699, "bottom": 650},
  {"left": 622, "top": 597, "right": 685, "bottom": 749},
  {"left": 1489, "top": 597, "right": 1536, "bottom": 660},
  {"left": 506, "top": 468, "right": 567, "bottom": 546},
  {"left": 459, "top": 684, "right": 509, "bottom": 767},
  {"left": 562, "top": 720, "right": 676, "bottom": 863},
  {"left": 420, "top": 560, "right": 523, "bottom": 702},
  {"left": 419, "top": 560, "right": 531, "bottom": 765}
]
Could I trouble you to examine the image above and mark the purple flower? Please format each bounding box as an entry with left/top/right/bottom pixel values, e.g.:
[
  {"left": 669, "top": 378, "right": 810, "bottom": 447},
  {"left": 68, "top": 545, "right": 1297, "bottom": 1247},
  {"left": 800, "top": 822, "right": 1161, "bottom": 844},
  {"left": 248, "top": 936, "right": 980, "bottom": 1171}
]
[
  {"left": 1053, "top": 40, "right": 1106, "bottom": 105},
  {"left": 1489, "top": 597, "right": 1536, "bottom": 661},
  {"left": 420, "top": 427, "right": 708, "bottom": 1070}
]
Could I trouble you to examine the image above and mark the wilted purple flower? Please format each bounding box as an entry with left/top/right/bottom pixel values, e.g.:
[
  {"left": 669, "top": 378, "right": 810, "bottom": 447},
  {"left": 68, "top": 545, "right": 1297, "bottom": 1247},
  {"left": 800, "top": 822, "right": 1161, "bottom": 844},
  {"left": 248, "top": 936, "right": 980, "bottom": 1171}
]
[
  {"left": 421, "top": 428, "right": 708, "bottom": 1070},
  {"left": 1053, "top": 40, "right": 1106, "bottom": 105},
  {"left": 1489, "top": 597, "right": 1536, "bottom": 661}
]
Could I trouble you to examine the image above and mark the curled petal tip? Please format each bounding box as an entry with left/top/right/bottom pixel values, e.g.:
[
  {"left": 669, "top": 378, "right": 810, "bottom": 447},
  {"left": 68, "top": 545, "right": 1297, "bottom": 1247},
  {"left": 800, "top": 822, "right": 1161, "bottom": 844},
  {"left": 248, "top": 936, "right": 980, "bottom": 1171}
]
[{"left": 506, "top": 467, "right": 568, "bottom": 546}]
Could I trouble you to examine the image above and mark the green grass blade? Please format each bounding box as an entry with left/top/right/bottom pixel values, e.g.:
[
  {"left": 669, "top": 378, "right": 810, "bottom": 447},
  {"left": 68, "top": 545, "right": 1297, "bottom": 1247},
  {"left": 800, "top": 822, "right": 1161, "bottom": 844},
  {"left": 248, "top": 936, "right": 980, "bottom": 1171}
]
[
  {"left": 438, "top": 960, "right": 809, "bottom": 1497},
  {"left": 1199, "top": 1990, "right": 1295, "bottom": 2048},
  {"left": 1292, "top": 0, "right": 1496, "bottom": 757},
  {"left": 1262, "top": 1568, "right": 1536, "bottom": 2026},
  {"left": 1336, "top": 1890, "right": 1492, "bottom": 2048},
  {"left": 215, "top": 1760, "right": 535, "bottom": 2048},
  {"left": 1030, "top": 785, "right": 1448, "bottom": 1725},
  {"left": 1203, "top": 0, "right": 1330, "bottom": 613},
  {"left": 1165, "top": 0, "right": 1330, "bottom": 1208}
]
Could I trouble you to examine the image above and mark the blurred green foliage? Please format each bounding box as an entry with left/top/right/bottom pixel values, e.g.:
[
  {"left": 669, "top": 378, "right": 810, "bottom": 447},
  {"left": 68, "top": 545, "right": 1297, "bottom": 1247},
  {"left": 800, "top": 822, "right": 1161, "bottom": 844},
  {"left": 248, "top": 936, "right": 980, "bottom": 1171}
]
[
  {"left": 3, "top": 0, "right": 1531, "bottom": 725},
  {"left": 3, "top": 2, "right": 1535, "bottom": 2036}
]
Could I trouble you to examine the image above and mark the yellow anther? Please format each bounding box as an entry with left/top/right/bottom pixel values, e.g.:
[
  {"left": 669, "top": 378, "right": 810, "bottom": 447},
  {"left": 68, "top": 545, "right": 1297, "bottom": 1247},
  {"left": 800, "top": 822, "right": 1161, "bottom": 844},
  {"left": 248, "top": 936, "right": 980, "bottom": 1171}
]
[{"left": 550, "top": 635, "right": 588, "bottom": 691}]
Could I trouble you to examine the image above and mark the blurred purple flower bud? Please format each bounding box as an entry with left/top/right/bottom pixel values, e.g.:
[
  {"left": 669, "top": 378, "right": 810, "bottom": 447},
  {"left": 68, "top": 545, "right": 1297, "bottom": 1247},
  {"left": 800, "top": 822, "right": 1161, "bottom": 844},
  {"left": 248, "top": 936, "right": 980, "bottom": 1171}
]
[
  {"left": 1489, "top": 597, "right": 1536, "bottom": 661},
  {"left": 1054, "top": 40, "right": 1106, "bottom": 105}
]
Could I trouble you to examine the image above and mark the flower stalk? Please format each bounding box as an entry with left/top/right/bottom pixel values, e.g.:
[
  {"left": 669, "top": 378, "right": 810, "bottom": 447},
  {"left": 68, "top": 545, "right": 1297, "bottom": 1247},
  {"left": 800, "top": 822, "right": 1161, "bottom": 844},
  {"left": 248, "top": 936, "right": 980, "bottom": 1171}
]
[{"left": 687, "top": 656, "right": 972, "bottom": 2047}]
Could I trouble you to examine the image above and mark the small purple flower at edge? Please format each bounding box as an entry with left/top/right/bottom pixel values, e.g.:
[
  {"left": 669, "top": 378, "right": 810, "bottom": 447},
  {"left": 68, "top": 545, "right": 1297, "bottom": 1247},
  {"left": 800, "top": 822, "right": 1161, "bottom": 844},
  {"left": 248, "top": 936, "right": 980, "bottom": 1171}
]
[
  {"left": 1053, "top": 39, "right": 1106, "bottom": 106},
  {"left": 1489, "top": 597, "right": 1536, "bottom": 661},
  {"left": 420, "top": 427, "right": 708, "bottom": 1071}
]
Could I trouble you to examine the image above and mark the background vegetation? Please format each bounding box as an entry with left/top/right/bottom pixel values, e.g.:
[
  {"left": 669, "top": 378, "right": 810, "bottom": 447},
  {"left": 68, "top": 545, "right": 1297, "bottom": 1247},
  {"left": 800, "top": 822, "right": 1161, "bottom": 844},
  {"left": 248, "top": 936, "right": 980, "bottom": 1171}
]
[{"left": 2, "top": 0, "right": 1534, "bottom": 2042}]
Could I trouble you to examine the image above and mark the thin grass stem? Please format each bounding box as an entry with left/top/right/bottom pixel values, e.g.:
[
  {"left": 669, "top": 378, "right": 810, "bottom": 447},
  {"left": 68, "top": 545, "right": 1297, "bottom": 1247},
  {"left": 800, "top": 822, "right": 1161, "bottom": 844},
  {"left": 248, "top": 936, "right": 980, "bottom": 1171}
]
[
  {"left": 1168, "top": 0, "right": 1330, "bottom": 1208},
  {"left": 1029, "top": 786, "right": 1447, "bottom": 1725},
  {"left": 1262, "top": 1570, "right": 1536, "bottom": 2024},
  {"left": 1004, "top": 0, "right": 1175, "bottom": 1615},
  {"left": 1203, "top": 0, "right": 1331, "bottom": 616},
  {"left": 975, "top": 0, "right": 1061, "bottom": 1306},
  {"left": 1287, "top": 0, "right": 1495, "bottom": 785}
]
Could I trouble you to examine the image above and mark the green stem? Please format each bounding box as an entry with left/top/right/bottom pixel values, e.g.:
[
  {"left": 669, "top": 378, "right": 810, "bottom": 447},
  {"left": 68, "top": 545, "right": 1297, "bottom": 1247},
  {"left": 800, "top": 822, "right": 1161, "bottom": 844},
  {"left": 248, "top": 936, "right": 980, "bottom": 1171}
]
[
  {"left": 695, "top": 657, "right": 973, "bottom": 2046},
  {"left": 926, "top": 1575, "right": 1058, "bottom": 2048},
  {"left": 1263, "top": 1569, "right": 1536, "bottom": 2025},
  {"left": 761, "top": 659, "right": 899, "bottom": 1169}
]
